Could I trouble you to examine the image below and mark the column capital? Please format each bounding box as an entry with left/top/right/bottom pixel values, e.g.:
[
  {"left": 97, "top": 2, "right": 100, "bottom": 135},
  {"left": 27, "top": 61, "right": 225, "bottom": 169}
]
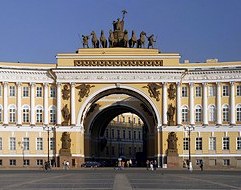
[
  {"left": 189, "top": 82, "right": 194, "bottom": 87},
  {"left": 56, "top": 82, "right": 61, "bottom": 87},
  {"left": 16, "top": 82, "right": 22, "bottom": 87},
  {"left": 176, "top": 82, "right": 182, "bottom": 86},
  {"left": 216, "top": 82, "right": 221, "bottom": 86},
  {"left": 202, "top": 82, "right": 208, "bottom": 86},
  {"left": 30, "top": 82, "right": 36, "bottom": 87},
  {"left": 230, "top": 81, "right": 235, "bottom": 86},
  {"left": 43, "top": 83, "right": 49, "bottom": 87},
  {"left": 70, "top": 82, "right": 76, "bottom": 87},
  {"left": 3, "top": 81, "right": 8, "bottom": 87}
]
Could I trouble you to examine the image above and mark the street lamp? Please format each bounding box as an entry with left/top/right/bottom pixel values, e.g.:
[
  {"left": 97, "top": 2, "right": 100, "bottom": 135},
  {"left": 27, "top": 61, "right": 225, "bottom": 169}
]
[
  {"left": 184, "top": 125, "right": 194, "bottom": 171},
  {"left": 43, "top": 126, "right": 53, "bottom": 165}
]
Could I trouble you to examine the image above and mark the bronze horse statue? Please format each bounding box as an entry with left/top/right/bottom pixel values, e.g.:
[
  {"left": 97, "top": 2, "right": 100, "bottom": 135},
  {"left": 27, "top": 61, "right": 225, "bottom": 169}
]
[
  {"left": 137, "top": 31, "right": 146, "bottom": 48},
  {"left": 90, "top": 31, "right": 99, "bottom": 48},
  {"left": 100, "top": 30, "right": 107, "bottom": 48},
  {"left": 108, "top": 30, "right": 114, "bottom": 48},
  {"left": 129, "top": 30, "right": 137, "bottom": 48}
]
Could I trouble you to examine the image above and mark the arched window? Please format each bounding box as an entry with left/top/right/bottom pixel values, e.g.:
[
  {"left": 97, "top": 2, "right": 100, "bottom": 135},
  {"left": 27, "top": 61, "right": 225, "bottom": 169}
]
[
  {"left": 49, "top": 106, "right": 56, "bottom": 123},
  {"left": 22, "top": 105, "right": 30, "bottom": 123},
  {"left": 195, "top": 105, "right": 202, "bottom": 122},
  {"left": 209, "top": 105, "right": 216, "bottom": 122},
  {"left": 237, "top": 104, "right": 241, "bottom": 122},
  {"left": 9, "top": 105, "right": 16, "bottom": 123},
  {"left": 0, "top": 105, "right": 2, "bottom": 122},
  {"left": 182, "top": 106, "right": 188, "bottom": 122},
  {"left": 222, "top": 105, "right": 229, "bottom": 122},
  {"left": 36, "top": 106, "right": 43, "bottom": 123}
]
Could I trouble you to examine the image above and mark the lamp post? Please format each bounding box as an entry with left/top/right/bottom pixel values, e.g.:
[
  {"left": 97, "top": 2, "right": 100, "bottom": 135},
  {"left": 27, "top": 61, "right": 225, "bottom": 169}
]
[
  {"left": 43, "top": 126, "right": 52, "bottom": 164},
  {"left": 184, "top": 125, "right": 194, "bottom": 171}
]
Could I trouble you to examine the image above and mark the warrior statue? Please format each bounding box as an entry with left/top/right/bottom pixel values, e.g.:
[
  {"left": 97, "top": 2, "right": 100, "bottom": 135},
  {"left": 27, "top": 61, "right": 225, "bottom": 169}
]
[
  {"left": 123, "top": 30, "right": 129, "bottom": 47},
  {"left": 100, "top": 30, "right": 107, "bottom": 48}
]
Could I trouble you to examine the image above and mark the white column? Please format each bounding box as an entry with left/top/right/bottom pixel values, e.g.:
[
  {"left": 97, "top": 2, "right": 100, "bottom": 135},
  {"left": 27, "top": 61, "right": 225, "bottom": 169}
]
[
  {"left": 71, "top": 82, "right": 76, "bottom": 126},
  {"left": 56, "top": 82, "right": 62, "bottom": 126},
  {"left": 230, "top": 82, "right": 236, "bottom": 125},
  {"left": 189, "top": 83, "right": 195, "bottom": 125},
  {"left": 176, "top": 82, "right": 182, "bottom": 125},
  {"left": 30, "top": 82, "right": 36, "bottom": 126},
  {"left": 3, "top": 82, "right": 8, "bottom": 125},
  {"left": 16, "top": 82, "right": 22, "bottom": 126},
  {"left": 202, "top": 83, "right": 208, "bottom": 126},
  {"left": 216, "top": 82, "right": 222, "bottom": 125},
  {"left": 162, "top": 82, "right": 167, "bottom": 125},
  {"left": 44, "top": 83, "right": 49, "bottom": 125}
]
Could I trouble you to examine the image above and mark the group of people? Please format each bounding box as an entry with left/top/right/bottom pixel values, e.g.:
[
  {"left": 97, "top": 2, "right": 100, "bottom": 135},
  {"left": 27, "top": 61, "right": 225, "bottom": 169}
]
[
  {"left": 146, "top": 160, "right": 158, "bottom": 171},
  {"left": 115, "top": 159, "right": 133, "bottom": 170}
]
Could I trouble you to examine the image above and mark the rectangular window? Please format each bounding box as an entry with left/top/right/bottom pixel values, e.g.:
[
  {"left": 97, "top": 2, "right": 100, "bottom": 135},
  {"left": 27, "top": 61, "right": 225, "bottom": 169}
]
[
  {"left": 50, "top": 137, "right": 55, "bottom": 150},
  {"left": 9, "top": 86, "right": 16, "bottom": 96},
  {"left": 0, "top": 137, "right": 2, "bottom": 150},
  {"left": 117, "top": 130, "right": 120, "bottom": 139},
  {"left": 196, "top": 137, "right": 202, "bottom": 150},
  {"left": 134, "top": 131, "right": 136, "bottom": 140},
  {"left": 208, "top": 86, "right": 216, "bottom": 97},
  {"left": 111, "top": 146, "right": 115, "bottom": 156},
  {"left": 195, "top": 86, "right": 202, "bottom": 97},
  {"left": 237, "top": 85, "right": 241, "bottom": 96},
  {"left": 138, "top": 131, "right": 141, "bottom": 140},
  {"left": 105, "top": 129, "right": 109, "bottom": 138},
  {"left": 223, "top": 137, "right": 229, "bottom": 150},
  {"left": 237, "top": 137, "right": 241, "bottom": 150},
  {"left": 50, "top": 86, "right": 56, "bottom": 98},
  {"left": 36, "top": 159, "right": 43, "bottom": 166},
  {"left": 0, "top": 160, "right": 2, "bottom": 166},
  {"left": 183, "top": 137, "right": 189, "bottom": 150},
  {"left": 23, "top": 137, "right": 30, "bottom": 150},
  {"left": 9, "top": 159, "right": 16, "bottom": 166},
  {"left": 36, "top": 87, "right": 42, "bottom": 97},
  {"left": 222, "top": 85, "right": 229, "bottom": 96},
  {"left": 123, "top": 130, "right": 125, "bottom": 139},
  {"left": 182, "top": 86, "right": 188, "bottom": 97},
  {"left": 223, "top": 159, "right": 230, "bottom": 166},
  {"left": 128, "top": 131, "right": 131, "bottom": 139},
  {"left": 36, "top": 138, "right": 43, "bottom": 150},
  {"left": 209, "top": 137, "right": 216, "bottom": 150},
  {"left": 23, "top": 86, "right": 29, "bottom": 97},
  {"left": 24, "top": 159, "right": 30, "bottom": 166},
  {"left": 111, "top": 129, "right": 114, "bottom": 139},
  {"left": 10, "top": 137, "right": 16, "bottom": 150}
]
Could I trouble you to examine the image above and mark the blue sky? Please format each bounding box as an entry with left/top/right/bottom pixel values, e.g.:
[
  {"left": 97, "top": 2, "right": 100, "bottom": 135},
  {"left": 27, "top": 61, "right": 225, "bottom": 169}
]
[{"left": 0, "top": 0, "right": 241, "bottom": 63}]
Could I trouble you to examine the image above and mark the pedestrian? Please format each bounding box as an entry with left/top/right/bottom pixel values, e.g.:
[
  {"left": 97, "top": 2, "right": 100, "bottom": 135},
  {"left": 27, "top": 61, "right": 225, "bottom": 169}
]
[
  {"left": 146, "top": 160, "right": 150, "bottom": 170},
  {"left": 129, "top": 159, "right": 132, "bottom": 167},
  {"left": 63, "top": 160, "right": 66, "bottom": 170},
  {"left": 150, "top": 161, "right": 154, "bottom": 171},
  {"left": 66, "top": 161, "right": 70, "bottom": 170},
  {"left": 200, "top": 160, "right": 203, "bottom": 171},
  {"left": 154, "top": 160, "right": 157, "bottom": 170}
]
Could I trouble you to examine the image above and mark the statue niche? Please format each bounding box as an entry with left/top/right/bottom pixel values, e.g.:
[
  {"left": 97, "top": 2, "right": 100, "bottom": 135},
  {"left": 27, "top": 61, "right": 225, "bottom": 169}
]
[
  {"left": 60, "top": 132, "right": 71, "bottom": 156},
  {"left": 167, "top": 132, "right": 178, "bottom": 156}
]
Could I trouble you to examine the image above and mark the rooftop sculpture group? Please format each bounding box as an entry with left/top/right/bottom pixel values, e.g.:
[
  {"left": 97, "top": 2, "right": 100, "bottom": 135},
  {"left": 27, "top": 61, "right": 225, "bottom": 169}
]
[{"left": 81, "top": 10, "right": 156, "bottom": 49}]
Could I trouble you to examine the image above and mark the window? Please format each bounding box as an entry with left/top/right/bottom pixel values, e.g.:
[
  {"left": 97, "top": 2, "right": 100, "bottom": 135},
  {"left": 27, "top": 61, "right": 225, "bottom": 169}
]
[
  {"left": 223, "top": 159, "right": 230, "bottom": 166},
  {"left": 122, "top": 116, "right": 125, "bottom": 123},
  {"left": 208, "top": 86, "right": 216, "bottom": 97},
  {"left": 105, "top": 147, "right": 109, "bottom": 155},
  {"left": 138, "top": 131, "right": 141, "bottom": 140},
  {"left": 0, "top": 160, "right": 2, "bottom": 166},
  {"left": 9, "top": 86, "right": 16, "bottom": 96},
  {"left": 123, "top": 130, "right": 126, "bottom": 139},
  {"left": 182, "top": 106, "right": 188, "bottom": 122},
  {"left": 237, "top": 105, "right": 241, "bottom": 122},
  {"left": 36, "top": 138, "right": 43, "bottom": 150},
  {"left": 209, "top": 105, "right": 216, "bottom": 122},
  {"left": 128, "top": 130, "right": 131, "bottom": 139},
  {"left": 237, "top": 137, "right": 241, "bottom": 150},
  {"left": 105, "top": 129, "right": 109, "bottom": 138},
  {"left": 222, "top": 105, "right": 229, "bottom": 122},
  {"left": 223, "top": 137, "right": 229, "bottom": 150},
  {"left": 111, "top": 146, "right": 115, "bottom": 156},
  {"left": 0, "top": 137, "right": 2, "bottom": 150},
  {"left": 134, "top": 131, "right": 136, "bottom": 140},
  {"left": 49, "top": 106, "right": 56, "bottom": 123},
  {"left": 10, "top": 137, "right": 16, "bottom": 150},
  {"left": 36, "top": 106, "right": 43, "bottom": 123},
  {"left": 209, "top": 137, "right": 216, "bottom": 150},
  {"left": 0, "top": 105, "right": 2, "bottom": 122},
  {"left": 182, "top": 86, "right": 188, "bottom": 97},
  {"left": 22, "top": 105, "right": 30, "bottom": 123},
  {"left": 9, "top": 159, "right": 16, "bottom": 166},
  {"left": 222, "top": 85, "right": 229, "bottom": 96},
  {"left": 195, "top": 86, "right": 201, "bottom": 97},
  {"left": 196, "top": 137, "right": 202, "bottom": 150},
  {"left": 195, "top": 105, "right": 202, "bottom": 122},
  {"left": 50, "top": 86, "right": 56, "bottom": 98},
  {"left": 9, "top": 105, "right": 16, "bottom": 123},
  {"left": 36, "top": 87, "right": 42, "bottom": 97},
  {"left": 111, "top": 129, "right": 114, "bottom": 139},
  {"left": 36, "top": 159, "right": 43, "bottom": 166},
  {"left": 23, "top": 86, "right": 29, "bottom": 97},
  {"left": 50, "top": 137, "right": 55, "bottom": 150},
  {"left": 237, "top": 85, "right": 241, "bottom": 96},
  {"left": 128, "top": 117, "right": 131, "bottom": 123},
  {"left": 117, "top": 130, "right": 120, "bottom": 139},
  {"left": 183, "top": 137, "right": 189, "bottom": 150},
  {"left": 24, "top": 160, "right": 30, "bottom": 166},
  {"left": 23, "top": 137, "right": 29, "bottom": 150}
]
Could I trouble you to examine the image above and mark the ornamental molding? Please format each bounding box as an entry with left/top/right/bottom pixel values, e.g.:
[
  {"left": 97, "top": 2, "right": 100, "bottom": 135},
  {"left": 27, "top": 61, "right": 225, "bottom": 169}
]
[
  {"left": 0, "top": 69, "right": 54, "bottom": 83},
  {"left": 74, "top": 59, "right": 163, "bottom": 67}
]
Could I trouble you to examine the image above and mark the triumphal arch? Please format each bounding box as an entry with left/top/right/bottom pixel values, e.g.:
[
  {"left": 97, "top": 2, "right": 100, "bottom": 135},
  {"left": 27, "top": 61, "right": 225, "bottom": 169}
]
[{"left": 0, "top": 11, "right": 241, "bottom": 169}]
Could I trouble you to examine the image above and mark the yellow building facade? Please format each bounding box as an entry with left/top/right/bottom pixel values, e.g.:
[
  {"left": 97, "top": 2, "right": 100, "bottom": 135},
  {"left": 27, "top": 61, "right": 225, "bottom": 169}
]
[{"left": 0, "top": 48, "right": 241, "bottom": 169}]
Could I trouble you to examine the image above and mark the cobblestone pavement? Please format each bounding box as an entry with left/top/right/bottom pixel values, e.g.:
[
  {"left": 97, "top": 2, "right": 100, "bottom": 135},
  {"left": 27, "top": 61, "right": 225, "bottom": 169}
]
[{"left": 0, "top": 168, "right": 241, "bottom": 189}]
